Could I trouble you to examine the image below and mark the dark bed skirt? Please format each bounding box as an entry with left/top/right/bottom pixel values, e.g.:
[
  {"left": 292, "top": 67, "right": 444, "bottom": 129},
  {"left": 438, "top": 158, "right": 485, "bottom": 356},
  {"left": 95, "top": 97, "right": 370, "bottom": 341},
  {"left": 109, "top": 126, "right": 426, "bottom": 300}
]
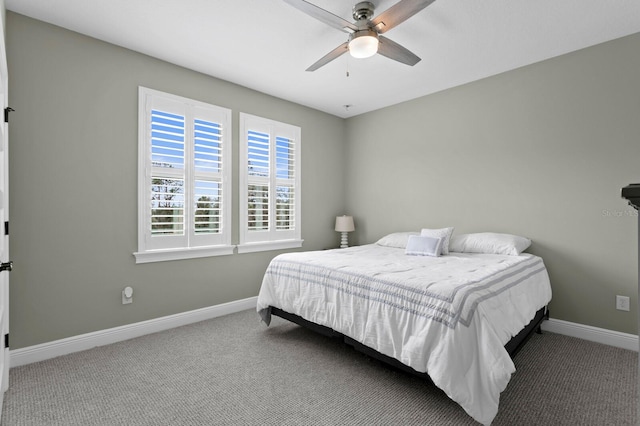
[{"left": 269, "top": 306, "right": 549, "bottom": 380}]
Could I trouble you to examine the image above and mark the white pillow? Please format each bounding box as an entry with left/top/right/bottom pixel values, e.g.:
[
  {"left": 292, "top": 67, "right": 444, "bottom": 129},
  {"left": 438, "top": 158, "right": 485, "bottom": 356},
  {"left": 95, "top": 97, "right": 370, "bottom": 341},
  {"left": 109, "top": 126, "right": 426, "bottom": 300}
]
[
  {"left": 449, "top": 232, "right": 531, "bottom": 256},
  {"left": 405, "top": 235, "right": 443, "bottom": 257},
  {"left": 420, "top": 227, "right": 454, "bottom": 255},
  {"left": 375, "top": 232, "right": 418, "bottom": 248}
]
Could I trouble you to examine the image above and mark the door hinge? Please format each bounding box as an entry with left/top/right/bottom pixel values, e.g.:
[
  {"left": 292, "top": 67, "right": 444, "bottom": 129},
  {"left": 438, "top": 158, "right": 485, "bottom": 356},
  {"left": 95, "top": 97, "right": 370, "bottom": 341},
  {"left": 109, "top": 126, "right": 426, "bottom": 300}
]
[
  {"left": 4, "top": 107, "right": 14, "bottom": 123},
  {"left": 4, "top": 334, "right": 8, "bottom": 349},
  {"left": 3, "top": 221, "right": 7, "bottom": 236}
]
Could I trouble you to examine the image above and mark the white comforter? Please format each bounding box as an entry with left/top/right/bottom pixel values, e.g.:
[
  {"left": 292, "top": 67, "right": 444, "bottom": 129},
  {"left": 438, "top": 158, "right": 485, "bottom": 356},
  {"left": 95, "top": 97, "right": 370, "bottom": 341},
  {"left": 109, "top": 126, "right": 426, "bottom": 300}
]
[{"left": 256, "top": 244, "right": 552, "bottom": 425}]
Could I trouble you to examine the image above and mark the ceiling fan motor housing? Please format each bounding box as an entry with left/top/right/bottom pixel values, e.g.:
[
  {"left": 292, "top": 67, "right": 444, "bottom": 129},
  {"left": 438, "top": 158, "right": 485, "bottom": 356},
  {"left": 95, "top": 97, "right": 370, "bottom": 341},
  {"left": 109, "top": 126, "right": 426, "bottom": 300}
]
[{"left": 349, "top": 28, "right": 378, "bottom": 43}]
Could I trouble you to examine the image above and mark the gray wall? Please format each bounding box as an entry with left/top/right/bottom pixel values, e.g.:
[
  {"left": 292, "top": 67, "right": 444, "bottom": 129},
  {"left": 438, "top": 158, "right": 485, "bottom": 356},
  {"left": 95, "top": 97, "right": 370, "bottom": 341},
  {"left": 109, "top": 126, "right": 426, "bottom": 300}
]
[
  {"left": 345, "top": 32, "right": 640, "bottom": 335},
  {"left": 7, "top": 11, "right": 640, "bottom": 349},
  {"left": 6, "top": 13, "right": 347, "bottom": 349}
]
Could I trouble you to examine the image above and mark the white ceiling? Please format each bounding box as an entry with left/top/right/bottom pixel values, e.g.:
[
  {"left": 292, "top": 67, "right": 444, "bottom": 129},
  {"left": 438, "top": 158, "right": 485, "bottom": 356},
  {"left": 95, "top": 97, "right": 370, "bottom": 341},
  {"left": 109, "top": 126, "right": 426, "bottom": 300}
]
[{"left": 6, "top": 0, "right": 640, "bottom": 118}]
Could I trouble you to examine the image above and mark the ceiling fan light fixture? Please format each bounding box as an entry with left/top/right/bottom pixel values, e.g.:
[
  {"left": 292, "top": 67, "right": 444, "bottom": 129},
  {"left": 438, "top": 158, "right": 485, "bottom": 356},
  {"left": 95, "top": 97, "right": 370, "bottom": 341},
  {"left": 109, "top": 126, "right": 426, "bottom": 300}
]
[{"left": 348, "top": 29, "right": 379, "bottom": 58}]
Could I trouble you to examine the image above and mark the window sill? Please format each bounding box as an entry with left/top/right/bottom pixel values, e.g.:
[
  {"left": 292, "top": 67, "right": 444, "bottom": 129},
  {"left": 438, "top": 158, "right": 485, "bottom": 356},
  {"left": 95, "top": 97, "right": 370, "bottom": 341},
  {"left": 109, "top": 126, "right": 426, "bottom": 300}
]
[
  {"left": 237, "top": 239, "right": 303, "bottom": 254},
  {"left": 134, "top": 245, "right": 235, "bottom": 264}
]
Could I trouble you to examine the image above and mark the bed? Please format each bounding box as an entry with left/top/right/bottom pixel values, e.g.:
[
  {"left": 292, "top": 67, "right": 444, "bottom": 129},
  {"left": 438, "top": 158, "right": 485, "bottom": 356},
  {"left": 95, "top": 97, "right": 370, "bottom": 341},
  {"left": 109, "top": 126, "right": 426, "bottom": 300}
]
[{"left": 257, "top": 231, "right": 552, "bottom": 425}]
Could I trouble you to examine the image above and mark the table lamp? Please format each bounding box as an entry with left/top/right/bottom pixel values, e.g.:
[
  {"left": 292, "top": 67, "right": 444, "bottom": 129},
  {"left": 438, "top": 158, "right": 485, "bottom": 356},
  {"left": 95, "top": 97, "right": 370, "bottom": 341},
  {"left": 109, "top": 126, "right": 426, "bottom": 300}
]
[{"left": 335, "top": 215, "right": 355, "bottom": 248}]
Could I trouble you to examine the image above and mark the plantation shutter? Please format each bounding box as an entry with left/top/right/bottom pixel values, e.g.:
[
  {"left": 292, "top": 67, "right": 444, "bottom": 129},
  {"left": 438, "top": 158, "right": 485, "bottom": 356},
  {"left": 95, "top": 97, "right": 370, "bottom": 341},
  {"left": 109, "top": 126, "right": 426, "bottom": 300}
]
[
  {"left": 193, "top": 116, "right": 223, "bottom": 234},
  {"left": 275, "top": 136, "right": 296, "bottom": 230},
  {"left": 150, "top": 109, "right": 186, "bottom": 238},
  {"left": 239, "top": 113, "right": 301, "bottom": 251},
  {"left": 137, "top": 87, "right": 232, "bottom": 261},
  {"left": 247, "top": 130, "right": 270, "bottom": 232}
]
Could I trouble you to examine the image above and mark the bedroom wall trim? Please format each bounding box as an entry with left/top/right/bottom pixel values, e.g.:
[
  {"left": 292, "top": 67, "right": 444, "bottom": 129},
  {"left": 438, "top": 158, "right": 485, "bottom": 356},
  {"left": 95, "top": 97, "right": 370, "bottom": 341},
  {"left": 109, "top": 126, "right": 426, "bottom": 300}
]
[
  {"left": 9, "top": 304, "right": 636, "bottom": 368},
  {"left": 9, "top": 296, "right": 259, "bottom": 367},
  {"left": 542, "top": 318, "right": 638, "bottom": 352}
]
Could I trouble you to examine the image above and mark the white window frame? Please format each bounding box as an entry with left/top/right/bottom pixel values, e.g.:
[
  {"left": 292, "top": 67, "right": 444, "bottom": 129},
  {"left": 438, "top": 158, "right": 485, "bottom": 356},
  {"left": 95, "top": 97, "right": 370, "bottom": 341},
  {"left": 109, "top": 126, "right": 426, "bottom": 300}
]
[
  {"left": 238, "top": 113, "right": 302, "bottom": 253},
  {"left": 135, "top": 87, "right": 233, "bottom": 263}
]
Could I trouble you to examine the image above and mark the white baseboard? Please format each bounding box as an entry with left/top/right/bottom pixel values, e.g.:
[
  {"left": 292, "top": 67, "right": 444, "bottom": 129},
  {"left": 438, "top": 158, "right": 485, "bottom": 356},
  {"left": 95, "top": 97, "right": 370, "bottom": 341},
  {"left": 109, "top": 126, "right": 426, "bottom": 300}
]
[
  {"left": 541, "top": 318, "right": 639, "bottom": 352},
  {"left": 10, "top": 302, "right": 637, "bottom": 368},
  {"left": 10, "top": 296, "right": 258, "bottom": 367}
]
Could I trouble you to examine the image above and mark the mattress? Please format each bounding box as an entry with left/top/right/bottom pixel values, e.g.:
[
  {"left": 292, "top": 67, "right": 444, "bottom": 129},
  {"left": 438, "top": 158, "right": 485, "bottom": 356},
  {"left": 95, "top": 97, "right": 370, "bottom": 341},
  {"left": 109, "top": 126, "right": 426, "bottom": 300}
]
[{"left": 257, "top": 244, "right": 552, "bottom": 425}]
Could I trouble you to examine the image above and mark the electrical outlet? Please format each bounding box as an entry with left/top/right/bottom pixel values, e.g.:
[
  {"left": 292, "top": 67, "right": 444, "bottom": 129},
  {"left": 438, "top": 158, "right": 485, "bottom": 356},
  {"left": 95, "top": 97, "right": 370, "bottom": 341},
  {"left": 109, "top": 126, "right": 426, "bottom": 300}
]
[
  {"left": 616, "top": 295, "right": 630, "bottom": 312},
  {"left": 122, "top": 286, "right": 133, "bottom": 305}
]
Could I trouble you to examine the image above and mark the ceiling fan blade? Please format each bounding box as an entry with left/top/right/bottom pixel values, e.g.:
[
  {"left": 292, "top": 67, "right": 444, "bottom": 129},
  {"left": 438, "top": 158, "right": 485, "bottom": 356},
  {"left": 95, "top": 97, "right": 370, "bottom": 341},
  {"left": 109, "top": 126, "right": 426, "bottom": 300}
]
[
  {"left": 283, "top": 0, "right": 358, "bottom": 33},
  {"left": 377, "top": 35, "right": 421, "bottom": 66},
  {"left": 370, "top": 0, "right": 436, "bottom": 34},
  {"left": 306, "top": 42, "right": 349, "bottom": 71}
]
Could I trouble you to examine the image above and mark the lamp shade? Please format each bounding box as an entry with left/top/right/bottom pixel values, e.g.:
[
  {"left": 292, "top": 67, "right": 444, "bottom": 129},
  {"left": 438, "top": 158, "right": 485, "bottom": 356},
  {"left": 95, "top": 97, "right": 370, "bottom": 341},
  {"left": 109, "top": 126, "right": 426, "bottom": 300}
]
[
  {"left": 348, "top": 30, "right": 379, "bottom": 59},
  {"left": 335, "top": 215, "right": 355, "bottom": 232}
]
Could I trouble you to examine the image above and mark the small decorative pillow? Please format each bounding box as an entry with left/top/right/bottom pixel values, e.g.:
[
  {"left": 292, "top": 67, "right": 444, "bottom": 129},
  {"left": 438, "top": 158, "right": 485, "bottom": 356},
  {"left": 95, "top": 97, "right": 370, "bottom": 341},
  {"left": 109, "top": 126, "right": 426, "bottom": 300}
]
[
  {"left": 405, "top": 235, "right": 443, "bottom": 257},
  {"left": 420, "top": 227, "right": 454, "bottom": 255},
  {"left": 375, "top": 232, "right": 419, "bottom": 248},
  {"left": 448, "top": 232, "right": 532, "bottom": 256}
]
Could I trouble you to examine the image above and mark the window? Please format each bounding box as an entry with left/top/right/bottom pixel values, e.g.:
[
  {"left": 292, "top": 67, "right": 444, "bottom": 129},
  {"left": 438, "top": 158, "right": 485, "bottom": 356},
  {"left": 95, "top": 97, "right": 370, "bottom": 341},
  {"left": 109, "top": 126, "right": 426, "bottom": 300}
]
[
  {"left": 238, "top": 113, "right": 302, "bottom": 253},
  {"left": 135, "top": 87, "right": 232, "bottom": 263}
]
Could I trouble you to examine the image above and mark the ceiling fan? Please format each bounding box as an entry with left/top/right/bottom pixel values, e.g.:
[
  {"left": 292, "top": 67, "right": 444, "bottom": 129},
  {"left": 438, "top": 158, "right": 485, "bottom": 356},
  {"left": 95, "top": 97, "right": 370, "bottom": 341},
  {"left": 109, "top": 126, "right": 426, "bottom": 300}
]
[{"left": 283, "top": 0, "right": 436, "bottom": 71}]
